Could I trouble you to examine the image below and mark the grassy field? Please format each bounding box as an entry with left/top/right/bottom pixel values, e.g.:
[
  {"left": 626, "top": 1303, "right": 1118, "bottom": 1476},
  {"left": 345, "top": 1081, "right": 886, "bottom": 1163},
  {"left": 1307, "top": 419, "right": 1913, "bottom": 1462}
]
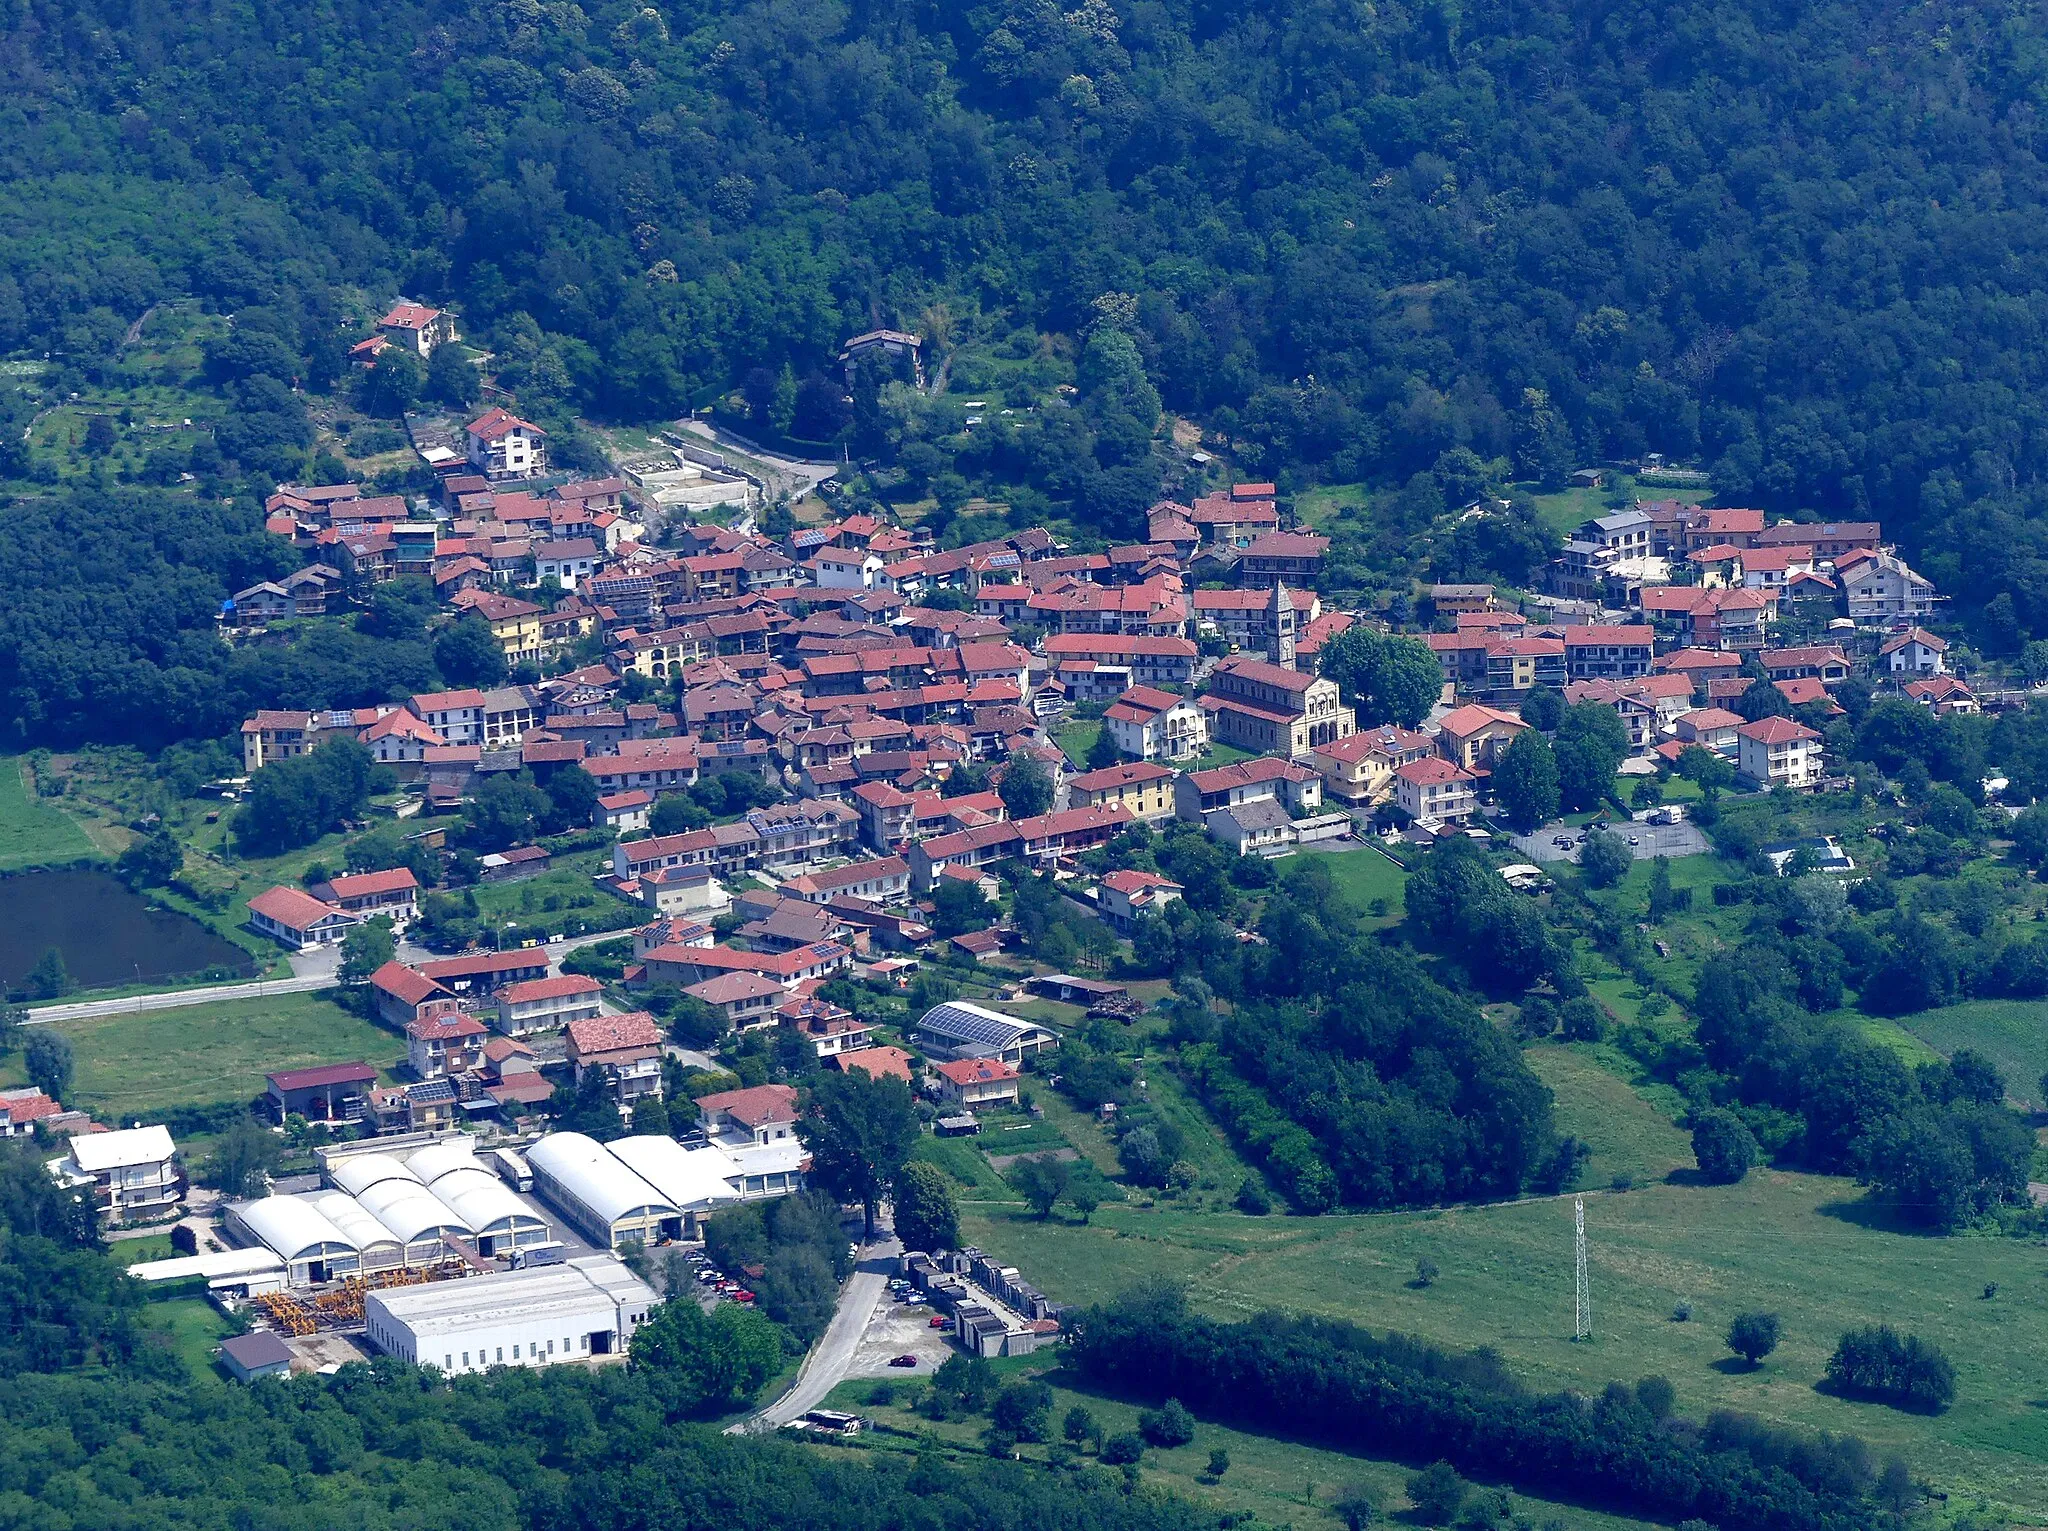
[
  {"left": 1287, "top": 845, "right": 1408, "bottom": 923},
  {"left": 142, "top": 1296, "right": 236, "bottom": 1379},
  {"left": 1522, "top": 1044, "right": 1694, "bottom": 1188},
  {"left": 825, "top": 1368, "right": 1668, "bottom": 1531},
  {"left": 469, "top": 851, "right": 640, "bottom": 938},
  {"left": 0, "top": 991, "right": 403, "bottom": 1115},
  {"left": 1895, "top": 1000, "right": 2048, "bottom": 1110},
  {"left": 0, "top": 758, "right": 102, "bottom": 870},
  {"left": 957, "top": 1165, "right": 2048, "bottom": 1517}
]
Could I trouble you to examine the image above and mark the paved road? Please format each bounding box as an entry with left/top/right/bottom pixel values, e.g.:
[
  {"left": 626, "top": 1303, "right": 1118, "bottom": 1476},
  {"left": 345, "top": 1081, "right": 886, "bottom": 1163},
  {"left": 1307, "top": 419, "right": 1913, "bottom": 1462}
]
[
  {"left": 737, "top": 1227, "right": 900, "bottom": 1431},
  {"left": 24, "top": 928, "right": 630, "bottom": 1026}
]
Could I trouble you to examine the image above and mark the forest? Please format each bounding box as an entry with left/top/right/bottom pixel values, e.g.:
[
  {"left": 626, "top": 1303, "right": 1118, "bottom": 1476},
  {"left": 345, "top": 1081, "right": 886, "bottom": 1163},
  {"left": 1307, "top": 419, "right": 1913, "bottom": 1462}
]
[{"left": 5, "top": 0, "right": 2048, "bottom": 670}]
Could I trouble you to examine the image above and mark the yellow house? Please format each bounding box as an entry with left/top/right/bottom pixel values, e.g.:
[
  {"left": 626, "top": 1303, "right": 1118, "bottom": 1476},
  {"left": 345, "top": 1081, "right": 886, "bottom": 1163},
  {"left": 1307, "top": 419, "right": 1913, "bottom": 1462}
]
[
  {"left": 451, "top": 589, "right": 546, "bottom": 667},
  {"left": 1062, "top": 760, "right": 1176, "bottom": 824}
]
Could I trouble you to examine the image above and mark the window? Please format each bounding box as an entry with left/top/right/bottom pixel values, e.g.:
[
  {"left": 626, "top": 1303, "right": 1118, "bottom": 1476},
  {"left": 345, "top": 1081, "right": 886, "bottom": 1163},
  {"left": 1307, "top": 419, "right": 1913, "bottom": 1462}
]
[
  {"left": 446, "top": 1355, "right": 453, "bottom": 1369},
  {"left": 513, "top": 1345, "right": 520, "bottom": 1359},
  {"left": 462, "top": 1352, "right": 470, "bottom": 1367},
  {"left": 496, "top": 1348, "right": 503, "bottom": 1363}
]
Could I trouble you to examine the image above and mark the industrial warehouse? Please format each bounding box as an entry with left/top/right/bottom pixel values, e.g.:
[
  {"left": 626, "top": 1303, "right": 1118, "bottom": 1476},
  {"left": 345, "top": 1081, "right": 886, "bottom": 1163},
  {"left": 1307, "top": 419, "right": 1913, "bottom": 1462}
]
[{"left": 125, "top": 1122, "right": 810, "bottom": 1370}]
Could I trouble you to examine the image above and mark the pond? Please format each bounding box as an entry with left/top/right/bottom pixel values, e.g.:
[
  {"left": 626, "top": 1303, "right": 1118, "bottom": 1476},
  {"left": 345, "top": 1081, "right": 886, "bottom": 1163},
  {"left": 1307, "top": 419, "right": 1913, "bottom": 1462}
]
[{"left": 0, "top": 868, "right": 258, "bottom": 992}]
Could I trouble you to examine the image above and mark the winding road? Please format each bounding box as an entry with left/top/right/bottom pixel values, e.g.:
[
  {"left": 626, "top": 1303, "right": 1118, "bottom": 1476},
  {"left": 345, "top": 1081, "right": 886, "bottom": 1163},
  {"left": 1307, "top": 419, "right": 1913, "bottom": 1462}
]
[{"left": 734, "top": 1225, "right": 900, "bottom": 1431}]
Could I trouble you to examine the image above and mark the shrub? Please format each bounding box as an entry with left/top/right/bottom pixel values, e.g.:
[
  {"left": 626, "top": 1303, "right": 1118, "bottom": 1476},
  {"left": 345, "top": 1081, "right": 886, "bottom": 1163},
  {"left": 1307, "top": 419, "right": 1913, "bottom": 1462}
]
[
  {"left": 1100, "top": 1431, "right": 1145, "bottom": 1465},
  {"left": 1407, "top": 1462, "right": 1467, "bottom": 1525},
  {"left": 1691, "top": 1109, "right": 1759, "bottom": 1185},
  {"left": 1139, "top": 1397, "right": 1196, "bottom": 1447},
  {"left": 1235, "top": 1178, "right": 1271, "bottom": 1215},
  {"left": 1824, "top": 1326, "right": 1956, "bottom": 1412}
]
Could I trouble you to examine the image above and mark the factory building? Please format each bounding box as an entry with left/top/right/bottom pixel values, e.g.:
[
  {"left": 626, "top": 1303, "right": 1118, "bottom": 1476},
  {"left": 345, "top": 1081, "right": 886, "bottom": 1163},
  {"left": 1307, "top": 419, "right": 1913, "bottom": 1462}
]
[
  {"left": 525, "top": 1133, "right": 683, "bottom": 1250},
  {"left": 364, "top": 1254, "right": 657, "bottom": 1374},
  {"left": 226, "top": 1139, "right": 555, "bottom": 1280}
]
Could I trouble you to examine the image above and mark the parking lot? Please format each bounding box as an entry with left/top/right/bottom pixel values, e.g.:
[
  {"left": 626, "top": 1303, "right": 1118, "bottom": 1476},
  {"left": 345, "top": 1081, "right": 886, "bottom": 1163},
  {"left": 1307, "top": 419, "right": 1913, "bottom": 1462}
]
[
  {"left": 1509, "top": 813, "right": 1711, "bottom": 865},
  {"left": 845, "top": 1280, "right": 957, "bottom": 1377}
]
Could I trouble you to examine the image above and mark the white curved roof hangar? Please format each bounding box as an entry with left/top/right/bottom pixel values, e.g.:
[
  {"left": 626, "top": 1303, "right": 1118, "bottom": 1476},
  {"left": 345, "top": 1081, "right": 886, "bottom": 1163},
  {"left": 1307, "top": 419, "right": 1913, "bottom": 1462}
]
[
  {"left": 355, "top": 1178, "right": 472, "bottom": 1245},
  {"left": 331, "top": 1153, "right": 422, "bottom": 1197},
  {"left": 404, "top": 1139, "right": 481, "bottom": 1186},
  {"left": 527, "top": 1133, "right": 678, "bottom": 1226},
  {"left": 304, "top": 1191, "right": 405, "bottom": 1260},
  {"left": 234, "top": 1196, "right": 358, "bottom": 1261},
  {"left": 429, "top": 1166, "right": 545, "bottom": 1235},
  {"left": 609, "top": 1134, "right": 745, "bottom": 1214}
]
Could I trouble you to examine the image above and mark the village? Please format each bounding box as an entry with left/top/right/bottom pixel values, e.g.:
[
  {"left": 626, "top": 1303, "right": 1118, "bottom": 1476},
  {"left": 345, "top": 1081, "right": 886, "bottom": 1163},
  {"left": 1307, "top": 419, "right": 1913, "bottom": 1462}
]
[{"left": 0, "top": 304, "right": 1983, "bottom": 1407}]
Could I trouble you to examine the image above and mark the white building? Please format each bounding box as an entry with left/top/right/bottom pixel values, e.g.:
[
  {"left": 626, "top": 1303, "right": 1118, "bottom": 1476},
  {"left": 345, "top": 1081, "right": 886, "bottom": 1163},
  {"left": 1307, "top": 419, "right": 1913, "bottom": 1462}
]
[
  {"left": 466, "top": 407, "right": 547, "bottom": 479},
  {"left": 916, "top": 1001, "right": 1059, "bottom": 1063},
  {"left": 364, "top": 1254, "right": 657, "bottom": 1375},
  {"left": 1736, "top": 715, "right": 1824, "bottom": 790},
  {"left": 53, "top": 1124, "right": 180, "bottom": 1224},
  {"left": 1840, "top": 550, "right": 1937, "bottom": 624},
  {"left": 1103, "top": 685, "right": 1208, "bottom": 762},
  {"left": 1881, "top": 627, "right": 1948, "bottom": 676},
  {"left": 1392, "top": 757, "right": 1477, "bottom": 824}
]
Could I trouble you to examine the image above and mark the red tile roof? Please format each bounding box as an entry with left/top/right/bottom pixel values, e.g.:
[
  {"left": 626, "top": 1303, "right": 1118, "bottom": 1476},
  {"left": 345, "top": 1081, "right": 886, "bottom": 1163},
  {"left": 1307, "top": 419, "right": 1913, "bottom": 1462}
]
[
  {"left": 566, "top": 1011, "right": 663, "bottom": 1056},
  {"left": 935, "top": 1057, "right": 1019, "bottom": 1085}
]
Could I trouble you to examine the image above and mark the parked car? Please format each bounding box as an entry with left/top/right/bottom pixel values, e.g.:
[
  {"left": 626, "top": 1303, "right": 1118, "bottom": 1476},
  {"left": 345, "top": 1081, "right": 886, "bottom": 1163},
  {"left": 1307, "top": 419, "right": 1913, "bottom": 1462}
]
[
  {"left": 928, "top": 1314, "right": 949, "bottom": 1328},
  {"left": 889, "top": 1355, "right": 919, "bottom": 1368}
]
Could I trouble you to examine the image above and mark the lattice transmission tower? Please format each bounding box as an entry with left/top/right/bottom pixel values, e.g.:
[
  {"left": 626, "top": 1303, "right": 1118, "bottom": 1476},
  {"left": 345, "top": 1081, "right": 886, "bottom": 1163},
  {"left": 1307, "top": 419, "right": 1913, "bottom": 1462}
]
[{"left": 1573, "top": 1195, "right": 1591, "bottom": 1342}]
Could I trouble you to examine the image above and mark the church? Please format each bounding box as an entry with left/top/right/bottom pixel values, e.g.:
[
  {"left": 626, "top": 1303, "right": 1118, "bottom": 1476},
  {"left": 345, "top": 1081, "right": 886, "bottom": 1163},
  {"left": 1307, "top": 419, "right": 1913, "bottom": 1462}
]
[{"left": 1196, "top": 582, "right": 1357, "bottom": 758}]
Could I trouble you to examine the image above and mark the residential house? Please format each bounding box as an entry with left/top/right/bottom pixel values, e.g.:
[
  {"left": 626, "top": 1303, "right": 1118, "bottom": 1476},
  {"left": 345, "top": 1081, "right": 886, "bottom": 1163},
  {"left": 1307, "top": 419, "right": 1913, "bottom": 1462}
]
[
  {"left": 1064, "top": 760, "right": 1176, "bottom": 824},
  {"left": 1430, "top": 584, "right": 1495, "bottom": 613},
  {"left": 1838, "top": 549, "right": 1937, "bottom": 624},
  {"left": 834, "top": 1044, "right": 914, "bottom": 1082},
  {"left": 376, "top": 302, "right": 457, "bottom": 355},
  {"left": 932, "top": 1058, "right": 1021, "bottom": 1110},
  {"left": 51, "top": 1125, "right": 181, "bottom": 1225},
  {"left": 778, "top": 997, "right": 873, "bottom": 1058},
  {"left": 1673, "top": 707, "right": 1743, "bottom": 755},
  {"left": 1881, "top": 628, "right": 1948, "bottom": 676},
  {"left": 1393, "top": 757, "right": 1478, "bottom": 823},
  {"left": 1103, "top": 686, "right": 1208, "bottom": 762},
  {"left": 0, "top": 1087, "right": 63, "bottom": 1137},
  {"left": 1639, "top": 586, "right": 1771, "bottom": 649},
  {"left": 266, "top": 1062, "right": 377, "bottom": 1125},
  {"left": 466, "top": 407, "right": 547, "bottom": 479},
  {"left": 368, "top": 962, "right": 461, "bottom": 1028},
  {"left": 451, "top": 590, "right": 546, "bottom": 668},
  {"left": 1482, "top": 635, "right": 1567, "bottom": 697},
  {"left": 408, "top": 688, "right": 488, "bottom": 745},
  {"left": 495, "top": 974, "right": 605, "bottom": 1035},
  {"left": 406, "top": 1012, "right": 489, "bottom": 1081},
  {"left": 1681, "top": 507, "right": 1766, "bottom": 553},
  {"left": 1309, "top": 724, "right": 1436, "bottom": 808},
  {"left": 307, "top": 868, "right": 420, "bottom": 926},
  {"left": 566, "top": 1012, "right": 665, "bottom": 1108},
  {"left": 1042, "top": 634, "right": 1199, "bottom": 689},
  {"left": 1736, "top": 716, "right": 1824, "bottom": 790},
  {"left": 685, "top": 971, "right": 785, "bottom": 1031},
  {"left": 697, "top": 1083, "right": 800, "bottom": 1146},
  {"left": 1203, "top": 796, "right": 1297, "bottom": 855},
  {"left": 1762, "top": 646, "right": 1852, "bottom": 687},
  {"left": 247, "top": 885, "right": 358, "bottom": 950},
  {"left": 1753, "top": 520, "right": 1882, "bottom": 559},
  {"left": 1559, "top": 625, "right": 1654, "bottom": 681},
  {"left": 1097, "top": 869, "right": 1184, "bottom": 932},
  {"left": 1238, "top": 533, "right": 1328, "bottom": 584},
  {"left": 535, "top": 539, "right": 602, "bottom": 591},
  {"left": 1435, "top": 704, "right": 1527, "bottom": 773},
  {"left": 1563, "top": 680, "right": 1659, "bottom": 753},
  {"left": 1173, "top": 756, "right": 1323, "bottom": 821},
  {"left": 596, "top": 790, "right": 653, "bottom": 834},
  {"left": 1905, "top": 675, "right": 1977, "bottom": 715}
]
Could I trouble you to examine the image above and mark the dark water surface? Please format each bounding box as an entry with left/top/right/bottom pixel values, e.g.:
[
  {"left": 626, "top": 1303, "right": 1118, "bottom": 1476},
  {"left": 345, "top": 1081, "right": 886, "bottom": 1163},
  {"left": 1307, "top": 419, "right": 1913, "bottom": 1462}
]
[{"left": 0, "top": 868, "right": 256, "bottom": 989}]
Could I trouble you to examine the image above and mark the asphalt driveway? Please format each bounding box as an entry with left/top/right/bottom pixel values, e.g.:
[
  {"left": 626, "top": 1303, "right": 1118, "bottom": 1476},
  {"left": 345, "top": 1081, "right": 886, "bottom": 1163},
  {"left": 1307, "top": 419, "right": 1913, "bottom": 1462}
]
[{"left": 1509, "top": 815, "right": 1710, "bottom": 864}]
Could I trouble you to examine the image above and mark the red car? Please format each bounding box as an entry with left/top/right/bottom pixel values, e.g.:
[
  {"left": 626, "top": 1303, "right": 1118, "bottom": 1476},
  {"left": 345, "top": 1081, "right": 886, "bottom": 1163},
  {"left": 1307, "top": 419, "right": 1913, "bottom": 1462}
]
[
  {"left": 889, "top": 1354, "right": 919, "bottom": 1368},
  {"left": 733, "top": 1289, "right": 756, "bottom": 1303},
  {"left": 928, "top": 1314, "right": 949, "bottom": 1328}
]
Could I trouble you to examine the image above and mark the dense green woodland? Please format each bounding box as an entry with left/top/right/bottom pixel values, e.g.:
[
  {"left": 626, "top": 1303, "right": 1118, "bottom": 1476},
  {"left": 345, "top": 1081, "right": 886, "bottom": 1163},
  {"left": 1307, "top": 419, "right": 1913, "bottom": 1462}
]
[{"left": 10, "top": 0, "right": 2048, "bottom": 643}]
